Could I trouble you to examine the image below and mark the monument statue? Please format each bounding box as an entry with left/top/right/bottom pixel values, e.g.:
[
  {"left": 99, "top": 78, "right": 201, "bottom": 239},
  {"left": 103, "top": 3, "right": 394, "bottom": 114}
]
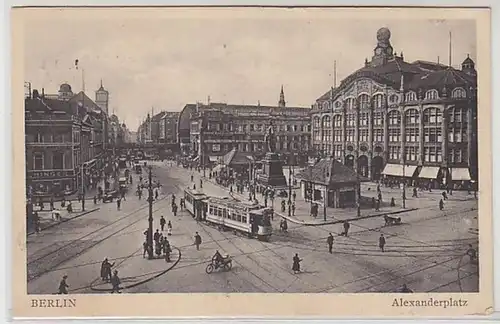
[{"left": 265, "top": 122, "right": 277, "bottom": 153}]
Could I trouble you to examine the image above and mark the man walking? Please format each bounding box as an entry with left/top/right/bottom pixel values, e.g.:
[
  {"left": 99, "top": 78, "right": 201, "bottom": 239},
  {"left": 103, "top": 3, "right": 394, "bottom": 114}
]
[
  {"left": 194, "top": 232, "right": 202, "bottom": 250},
  {"left": 160, "top": 216, "right": 166, "bottom": 231},
  {"left": 379, "top": 234, "right": 386, "bottom": 252},
  {"left": 58, "top": 275, "right": 69, "bottom": 294},
  {"left": 327, "top": 233, "right": 334, "bottom": 254},
  {"left": 110, "top": 270, "right": 121, "bottom": 293},
  {"left": 342, "top": 220, "right": 350, "bottom": 237}
]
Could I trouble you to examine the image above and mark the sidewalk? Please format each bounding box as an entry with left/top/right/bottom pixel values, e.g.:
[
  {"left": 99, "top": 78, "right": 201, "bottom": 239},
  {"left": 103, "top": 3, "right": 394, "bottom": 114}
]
[
  {"left": 28, "top": 199, "right": 100, "bottom": 236},
  {"left": 89, "top": 245, "right": 181, "bottom": 292}
]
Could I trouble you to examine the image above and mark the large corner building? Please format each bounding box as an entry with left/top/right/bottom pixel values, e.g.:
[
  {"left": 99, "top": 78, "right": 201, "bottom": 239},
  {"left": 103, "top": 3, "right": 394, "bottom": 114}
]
[{"left": 311, "top": 27, "right": 478, "bottom": 187}]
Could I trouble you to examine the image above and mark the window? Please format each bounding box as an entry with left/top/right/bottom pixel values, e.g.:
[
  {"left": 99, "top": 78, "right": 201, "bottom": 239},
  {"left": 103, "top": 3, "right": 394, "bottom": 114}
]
[
  {"left": 449, "top": 107, "right": 464, "bottom": 123},
  {"left": 322, "top": 115, "right": 331, "bottom": 128},
  {"left": 333, "top": 115, "right": 342, "bottom": 127},
  {"left": 334, "top": 130, "right": 343, "bottom": 142},
  {"left": 359, "top": 94, "right": 370, "bottom": 109},
  {"left": 389, "top": 94, "right": 399, "bottom": 103},
  {"left": 313, "top": 130, "right": 321, "bottom": 142},
  {"left": 389, "top": 129, "right": 401, "bottom": 142},
  {"left": 388, "top": 110, "right": 400, "bottom": 125},
  {"left": 405, "top": 128, "right": 420, "bottom": 142},
  {"left": 52, "top": 152, "right": 64, "bottom": 169},
  {"left": 313, "top": 116, "right": 320, "bottom": 129},
  {"left": 424, "top": 128, "right": 442, "bottom": 143},
  {"left": 345, "top": 98, "right": 355, "bottom": 110},
  {"left": 334, "top": 145, "right": 343, "bottom": 158},
  {"left": 293, "top": 125, "right": 298, "bottom": 132},
  {"left": 424, "top": 147, "right": 443, "bottom": 162},
  {"left": 33, "top": 153, "right": 44, "bottom": 170},
  {"left": 358, "top": 129, "right": 369, "bottom": 142},
  {"left": 212, "top": 144, "right": 221, "bottom": 152},
  {"left": 425, "top": 89, "right": 439, "bottom": 100},
  {"left": 373, "top": 94, "right": 384, "bottom": 109},
  {"left": 448, "top": 128, "right": 467, "bottom": 143},
  {"left": 405, "top": 147, "right": 418, "bottom": 161},
  {"left": 405, "top": 109, "right": 420, "bottom": 125},
  {"left": 323, "top": 102, "right": 330, "bottom": 110},
  {"left": 423, "top": 108, "right": 443, "bottom": 124},
  {"left": 452, "top": 87, "right": 467, "bottom": 99},
  {"left": 374, "top": 129, "right": 384, "bottom": 142},
  {"left": 373, "top": 112, "right": 384, "bottom": 126},
  {"left": 359, "top": 112, "right": 368, "bottom": 126},
  {"left": 448, "top": 148, "right": 467, "bottom": 163},
  {"left": 346, "top": 114, "right": 356, "bottom": 127},
  {"left": 34, "top": 132, "right": 42, "bottom": 143},
  {"left": 405, "top": 91, "right": 417, "bottom": 102},
  {"left": 389, "top": 146, "right": 400, "bottom": 160},
  {"left": 346, "top": 129, "right": 355, "bottom": 142}
]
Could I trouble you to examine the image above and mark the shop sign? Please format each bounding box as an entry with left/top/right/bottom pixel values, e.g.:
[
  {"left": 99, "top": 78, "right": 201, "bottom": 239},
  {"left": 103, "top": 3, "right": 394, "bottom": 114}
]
[{"left": 29, "top": 170, "right": 74, "bottom": 179}]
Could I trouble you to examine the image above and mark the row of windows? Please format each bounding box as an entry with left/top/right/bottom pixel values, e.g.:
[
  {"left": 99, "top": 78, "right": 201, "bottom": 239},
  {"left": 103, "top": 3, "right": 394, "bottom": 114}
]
[
  {"left": 208, "top": 206, "right": 248, "bottom": 223},
  {"left": 206, "top": 123, "right": 310, "bottom": 133},
  {"left": 313, "top": 107, "right": 470, "bottom": 129},
  {"left": 31, "top": 152, "right": 74, "bottom": 170},
  {"left": 317, "top": 87, "right": 470, "bottom": 111},
  {"left": 314, "top": 127, "right": 451, "bottom": 144}
]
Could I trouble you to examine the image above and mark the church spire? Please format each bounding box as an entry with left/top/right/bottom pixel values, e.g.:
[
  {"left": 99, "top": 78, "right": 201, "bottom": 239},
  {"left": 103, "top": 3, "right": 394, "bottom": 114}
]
[{"left": 278, "top": 85, "right": 286, "bottom": 107}]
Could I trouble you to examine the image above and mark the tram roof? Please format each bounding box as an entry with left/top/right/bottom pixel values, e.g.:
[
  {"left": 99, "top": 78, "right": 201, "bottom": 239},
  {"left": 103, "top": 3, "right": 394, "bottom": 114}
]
[
  {"left": 184, "top": 188, "right": 207, "bottom": 197},
  {"left": 207, "top": 196, "right": 264, "bottom": 210}
]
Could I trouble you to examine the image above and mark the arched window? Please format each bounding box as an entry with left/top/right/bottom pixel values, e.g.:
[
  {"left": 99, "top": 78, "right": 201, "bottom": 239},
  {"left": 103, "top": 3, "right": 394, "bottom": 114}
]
[
  {"left": 373, "top": 94, "right": 384, "bottom": 109},
  {"left": 388, "top": 110, "right": 401, "bottom": 125},
  {"left": 425, "top": 89, "right": 439, "bottom": 100},
  {"left": 358, "top": 94, "right": 370, "bottom": 109},
  {"left": 313, "top": 116, "right": 320, "bottom": 129},
  {"left": 322, "top": 115, "right": 331, "bottom": 128},
  {"left": 405, "top": 91, "right": 417, "bottom": 102},
  {"left": 389, "top": 94, "right": 399, "bottom": 104},
  {"left": 404, "top": 109, "right": 420, "bottom": 125},
  {"left": 322, "top": 102, "right": 330, "bottom": 110},
  {"left": 423, "top": 108, "right": 442, "bottom": 125},
  {"left": 452, "top": 87, "right": 467, "bottom": 99},
  {"left": 345, "top": 98, "right": 355, "bottom": 110},
  {"left": 335, "top": 101, "right": 342, "bottom": 108},
  {"left": 333, "top": 115, "right": 342, "bottom": 127}
]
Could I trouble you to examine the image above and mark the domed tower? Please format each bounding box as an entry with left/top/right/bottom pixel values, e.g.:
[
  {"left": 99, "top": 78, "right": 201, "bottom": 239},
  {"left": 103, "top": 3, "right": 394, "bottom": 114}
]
[
  {"left": 370, "top": 27, "right": 395, "bottom": 67},
  {"left": 461, "top": 54, "right": 477, "bottom": 77},
  {"left": 95, "top": 79, "right": 109, "bottom": 114},
  {"left": 58, "top": 83, "right": 73, "bottom": 100}
]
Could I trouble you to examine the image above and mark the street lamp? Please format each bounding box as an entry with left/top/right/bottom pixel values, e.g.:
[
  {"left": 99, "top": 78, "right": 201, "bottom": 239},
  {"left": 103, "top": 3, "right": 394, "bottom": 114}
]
[
  {"left": 356, "top": 152, "right": 361, "bottom": 217},
  {"left": 402, "top": 158, "right": 406, "bottom": 209},
  {"left": 288, "top": 156, "right": 293, "bottom": 217},
  {"left": 146, "top": 165, "right": 154, "bottom": 259}
]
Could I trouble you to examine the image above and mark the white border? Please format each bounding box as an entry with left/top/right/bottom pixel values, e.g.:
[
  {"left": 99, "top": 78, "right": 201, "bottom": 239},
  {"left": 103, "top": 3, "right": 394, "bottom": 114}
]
[{"left": 2, "top": 0, "right": 498, "bottom": 322}]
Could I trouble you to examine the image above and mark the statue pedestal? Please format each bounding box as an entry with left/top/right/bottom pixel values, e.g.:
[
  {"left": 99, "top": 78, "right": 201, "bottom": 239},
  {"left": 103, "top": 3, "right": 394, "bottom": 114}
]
[{"left": 256, "top": 152, "right": 287, "bottom": 189}]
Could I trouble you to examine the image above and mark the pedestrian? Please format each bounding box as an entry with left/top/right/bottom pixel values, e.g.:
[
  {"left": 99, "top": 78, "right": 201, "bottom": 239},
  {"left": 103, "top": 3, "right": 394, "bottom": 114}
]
[
  {"left": 412, "top": 187, "right": 418, "bottom": 198},
  {"left": 282, "top": 218, "right": 288, "bottom": 233},
  {"left": 371, "top": 197, "right": 376, "bottom": 209},
  {"left": 93, "top": 195, "right": 97, "bottom": 204},
  {"left": 291, "top": 202, "right": 296, "bottom": 216},
  {"left": 143, "top": 241, "right": 148, "bottom": 258},
  {"left": 292, "top": 191, "right": 296, "bottom": 201},
  {"left": 379, "top": 234, "right": 386, "bottom": 252},
  {"left": 378, "top": 192, "right": 382, "bottom": 202},
  {"left": 390, "top": 197, "right": 395, "bottom": 207},
  {"left": 110, "top": 270, "right": 121, "bottom": 293},
  {"left": 375, "top": 199, "right": 380, "bottom": 211},
  {"left": 49, "top": 197, "right": 54, "bottom": 210},
  {"left": 155, "top": 189, "right": 159, "bottom": 200},
  {"left": 100, "top": 258, "right": 114, "bottom": 282},
  {"left": 172, "top": 204, "right": 178, "bottom": 217},
  {"left": 194, "top": 232, "right": 202, "bottom": 250},
  {"left": 400, "top": 284, "right": 413, "bottom": 293},
  {"left": 327, "top": 233, "right": 334, "bottom": 254},
  {"left": 167, "top": 220, "right": 172, "bottom": 231},
  {"left": 191, "top": 174, "right": 194, "bottom": 182},
  {"left": 342, "top": 220, "right": 350, "bottom": 237},
  {"left": 33, "top": 211, "right": 40, "bottom": 234},
  {"left": 281, "top": 200, "right": 286, "bottom": 212},
  {"left": 292, "top": 253, "right": 302, "bottom": 274},
  {"left": 200, "top": 179, "right": 203, "bottom": 189},
  {"left": 193, "top": 184, "right": 196, "bottom": 190},
  {"left": 58, "top": 275, "right": 69, "bottom": 294},
  {"left": 442, "top": 191, "right": 448, "bottom": 201},
  {"left": 154, "top": 229, "right": 160, "bottom": 243},
  {"left": 116, "top": 198, "right": 121, "bottom": 211},
  {"left": 163, "top": 238, "right": 172, "bottom": 262},
  {"left": 466, "top": 244, "right": 477, "bottom": 263},
  {"left": 439, "top": 198, "right": 444, "bottom": 211},
  {"left": 160, "top": 216, "right": 166, "bottom": 231}
]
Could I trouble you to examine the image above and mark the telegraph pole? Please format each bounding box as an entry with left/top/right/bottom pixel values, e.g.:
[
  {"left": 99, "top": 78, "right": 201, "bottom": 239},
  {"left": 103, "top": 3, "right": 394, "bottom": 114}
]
[
  {"left": 288, "top": 156, "right": 292, "bottom": 217},
  {"left": 356, "top": 151, "right": 361, "bottom": 217},
  {"left": 147, "top": 165, "right": 154, "bottom": 259}
]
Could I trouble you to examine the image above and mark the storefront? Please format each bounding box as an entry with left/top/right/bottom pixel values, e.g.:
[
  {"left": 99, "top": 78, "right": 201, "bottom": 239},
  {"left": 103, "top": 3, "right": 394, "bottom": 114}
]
[{"left": 27, "top": 170, "right": 76, "bottom": 198}]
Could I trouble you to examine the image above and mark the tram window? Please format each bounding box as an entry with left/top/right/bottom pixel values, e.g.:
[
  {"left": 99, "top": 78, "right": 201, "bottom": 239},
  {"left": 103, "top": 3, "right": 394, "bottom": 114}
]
[
  {"left": 242, "top": 216, "right": 247, "bottom": 223},
  {"left": 223, "top": 209, "right": 227, "bottom": 218},
  {"left": 217, "top": 208, "right": 222, "bottom": 217},
  {"left": 209, "top": 206, "right": 214, "bottom": 215},
  {"left": 237, "top": 215, "right": 242, "bottom": 222}
]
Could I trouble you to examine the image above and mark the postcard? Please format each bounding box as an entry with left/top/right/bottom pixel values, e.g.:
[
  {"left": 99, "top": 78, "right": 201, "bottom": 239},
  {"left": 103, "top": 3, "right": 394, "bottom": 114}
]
[{"left": 11, "top": 6, "right": 492, "bottom": 318}]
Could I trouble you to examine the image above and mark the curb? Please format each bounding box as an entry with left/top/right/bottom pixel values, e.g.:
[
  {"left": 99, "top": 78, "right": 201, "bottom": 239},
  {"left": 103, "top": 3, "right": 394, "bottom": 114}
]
[
  {"left": 27, "top": 207, "right": 100, "bottom": 236},
  {"left": 89, "top": 246, "right": 182, "bottom": 292},
  {"left": 276, "top": 208, "right": 419, "bottom": 226}
]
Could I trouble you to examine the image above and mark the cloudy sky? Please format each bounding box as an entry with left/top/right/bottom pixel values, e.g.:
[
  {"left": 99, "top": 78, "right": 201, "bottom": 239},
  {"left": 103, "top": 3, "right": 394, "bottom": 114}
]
[{"left": 21, "top": 8, "right": 477, "bottom": 130}]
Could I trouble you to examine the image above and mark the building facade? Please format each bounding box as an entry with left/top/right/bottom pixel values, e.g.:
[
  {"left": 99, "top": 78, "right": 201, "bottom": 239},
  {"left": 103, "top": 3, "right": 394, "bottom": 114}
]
[
  {"left": 179, "top": 88, "right": 311, "bottom": 164},
  {"left": 159, "top": 111, "right": 180, "bottom": 144},
  {"left": 311, "top": 27, "right": 477, "bottom": 187}
]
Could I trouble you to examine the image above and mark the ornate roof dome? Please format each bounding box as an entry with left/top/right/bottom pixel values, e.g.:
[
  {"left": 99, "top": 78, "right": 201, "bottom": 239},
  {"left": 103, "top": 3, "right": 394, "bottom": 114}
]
[
  {"left": 377, "top": 27, "right": 391, "bottom": 42},
  {"left": 462, "top": 54, "right": 474, "bottom": 65},
  {"left": 59, "top": 83, "right": 72, "bottom": 93}
]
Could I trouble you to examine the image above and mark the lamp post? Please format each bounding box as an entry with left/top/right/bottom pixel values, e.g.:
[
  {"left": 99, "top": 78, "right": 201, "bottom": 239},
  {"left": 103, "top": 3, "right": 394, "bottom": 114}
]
[
  {"left": 288, "top": 156, "right": 293, "bottom": 217},
  {"left": 356, "top": 151, "right": 361, "bottom": 217},
  {"left": 146, "top": 165, "right": 154, "bottom": 259},
  {"left": 402, "top": 159, "right": 406, "bottom": 209}
]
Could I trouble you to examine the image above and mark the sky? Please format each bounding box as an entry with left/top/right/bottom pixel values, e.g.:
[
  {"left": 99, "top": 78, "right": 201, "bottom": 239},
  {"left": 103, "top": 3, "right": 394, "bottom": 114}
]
[{"left": 22, "top": 8, "right": 477, "bottom": 130}]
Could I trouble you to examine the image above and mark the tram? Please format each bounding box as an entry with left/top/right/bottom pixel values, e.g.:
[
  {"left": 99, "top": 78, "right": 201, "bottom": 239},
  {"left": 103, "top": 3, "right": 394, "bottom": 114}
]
[
  {"left": 205, "top": 196, "right": 273, "bottom": 241},
  {"left": 183, "top": 188, "right": 208, "bottom": 220}
]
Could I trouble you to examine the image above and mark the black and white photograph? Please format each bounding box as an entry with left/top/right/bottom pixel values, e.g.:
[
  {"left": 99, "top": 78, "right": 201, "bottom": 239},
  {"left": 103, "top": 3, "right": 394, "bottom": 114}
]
[{"left": 12, "top": 6, "right": 492, "bottom": 318}]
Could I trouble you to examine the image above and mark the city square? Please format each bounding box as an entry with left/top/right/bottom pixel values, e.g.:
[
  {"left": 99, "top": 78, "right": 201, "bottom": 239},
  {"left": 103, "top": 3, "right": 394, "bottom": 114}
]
[{"left": 23, "top": 18, "right": 479, "bottom": 295}]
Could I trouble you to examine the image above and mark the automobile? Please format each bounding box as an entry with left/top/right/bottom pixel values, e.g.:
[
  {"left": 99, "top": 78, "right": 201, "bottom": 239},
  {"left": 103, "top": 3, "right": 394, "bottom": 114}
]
[{"left": 102, "top": 190, "right": 119, "bottom": 203}]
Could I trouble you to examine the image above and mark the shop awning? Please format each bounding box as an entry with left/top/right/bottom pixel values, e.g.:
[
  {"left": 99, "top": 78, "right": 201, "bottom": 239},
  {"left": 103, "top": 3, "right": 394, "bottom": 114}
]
[
  {"left": 208, "top": 156, "right": 218, "bottom": 162},
  {"left": 418, "top": 167, "right": 440, "bottom": 179},
  {"left": 451, "top": 168, "right": 471, "bottom": 181},
  {"left": 382, "top": 164, "right": 417, "bottom": 177}
]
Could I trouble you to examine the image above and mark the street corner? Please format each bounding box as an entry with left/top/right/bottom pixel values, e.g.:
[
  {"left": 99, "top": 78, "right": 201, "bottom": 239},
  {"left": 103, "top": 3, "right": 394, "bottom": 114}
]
[
  {"left": 89, "top": 246, "right": 182, "bottom": 293},
  {"left": 28, "top": 207, "right": 101, "bottom": 236}
]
